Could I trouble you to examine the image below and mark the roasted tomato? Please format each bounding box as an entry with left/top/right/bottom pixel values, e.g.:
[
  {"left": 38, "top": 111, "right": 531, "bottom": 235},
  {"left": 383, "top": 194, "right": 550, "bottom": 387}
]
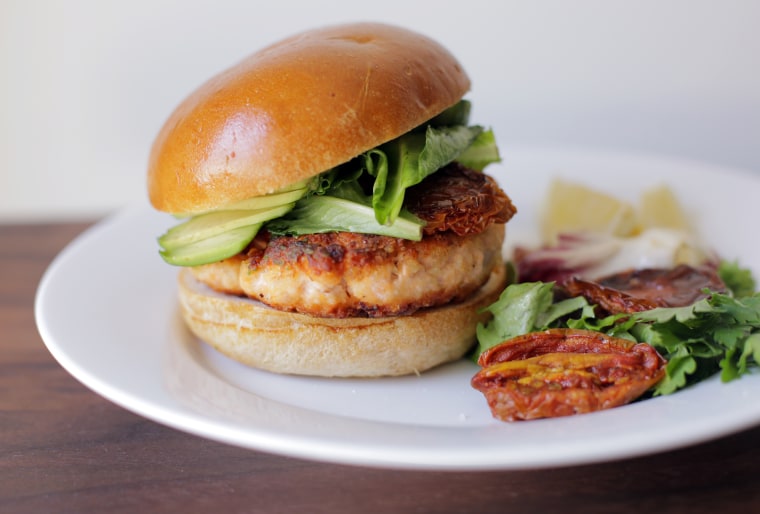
[
  {"left": 406, "top": 163, "right": 517, "bottom": 236},
  {"left": 472, "top": 328, "right": 667, "bottom": 421},
  {"left": 560, "top": 265, "right": 727, "bottom": 315}
]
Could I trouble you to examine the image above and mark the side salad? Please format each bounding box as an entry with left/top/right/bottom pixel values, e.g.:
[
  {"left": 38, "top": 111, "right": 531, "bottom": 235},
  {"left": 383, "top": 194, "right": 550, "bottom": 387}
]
[
  {"left": 470, "top": 180, "right": 760, "bottom": 421},
  {"left": 474, "top": 262, "right": 760, "bottom": 397}
]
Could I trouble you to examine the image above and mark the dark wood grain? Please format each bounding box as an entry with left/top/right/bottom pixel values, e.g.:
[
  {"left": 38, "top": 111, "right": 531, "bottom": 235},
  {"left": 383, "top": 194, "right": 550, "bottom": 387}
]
[{"left": 2, "top": 221, "right": 759, "bottom": 514}]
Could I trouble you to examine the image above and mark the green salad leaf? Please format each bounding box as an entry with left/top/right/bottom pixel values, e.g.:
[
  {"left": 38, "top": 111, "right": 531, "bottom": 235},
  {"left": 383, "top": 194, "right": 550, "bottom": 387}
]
[
  {"left": 474, "top": 263, "right": 760, "bottom": 396},
  {"left": 719, "top": 260, "right": 757, "bottom": 298},
  {"left": 366, "top": 125, "right": 488, "bottom": 225},
  {"left": 455, "top": 129, "right": 501, "bottom": 171},
  {"left": 266, "top": 180, "right": 424, "bottom": 240},
  {"left": 473, "top": 282, "right": 588, "bottom": 357}
]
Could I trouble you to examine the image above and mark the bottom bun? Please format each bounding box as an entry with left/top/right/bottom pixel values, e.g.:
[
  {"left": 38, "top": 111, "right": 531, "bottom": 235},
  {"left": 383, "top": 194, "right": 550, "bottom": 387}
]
[{"left": 177, "top": 261, "right": 507, "bottom": 377}]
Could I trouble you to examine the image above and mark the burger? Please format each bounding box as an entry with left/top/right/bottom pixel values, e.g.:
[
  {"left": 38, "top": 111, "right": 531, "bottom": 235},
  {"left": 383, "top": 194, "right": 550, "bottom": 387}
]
[{"left": 147, "top": 22, "right": 517, "bottom": 377}]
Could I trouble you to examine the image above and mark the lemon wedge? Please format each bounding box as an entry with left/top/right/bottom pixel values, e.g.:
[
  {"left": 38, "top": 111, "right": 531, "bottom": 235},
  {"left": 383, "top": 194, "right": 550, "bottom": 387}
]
[
  {"left": 638, "top": 184, "right": 691, "bottom": 232},
  {"left": 540, "top": 179, "right": 640, "bottom": 243}
]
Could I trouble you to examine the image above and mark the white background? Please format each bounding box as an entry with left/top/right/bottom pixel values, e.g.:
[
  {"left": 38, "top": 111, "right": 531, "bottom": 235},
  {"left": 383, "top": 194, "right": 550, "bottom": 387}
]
[{"left": 2, "top": 0, "right": 759, "bottom": 221}]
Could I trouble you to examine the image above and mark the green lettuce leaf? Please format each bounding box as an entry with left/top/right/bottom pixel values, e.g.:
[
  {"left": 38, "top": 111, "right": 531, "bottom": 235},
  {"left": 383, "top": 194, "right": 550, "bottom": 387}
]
[
  {"left": 719, "top": 260, "right": 757, "bottom": 298},
  {"left": 655, "top": 346, "right": 697, "bottom": 395},
  {"left": 455, "top": 129, "right": 501, "bottom": 171},
  {"left": 368, "top": 125, "right": 486, "bottom": 225},
  {"left": 427, "top": 99, "right": 472, "bottom": 126},
  {"left": 266, "top": 180, "right": 424, "bottom": 240},
  {"left": 473, "top": 282, "right": 590, "bottom": 360},
  {"left": 615, "top": 289, "right": 760, "bottom": 395}
]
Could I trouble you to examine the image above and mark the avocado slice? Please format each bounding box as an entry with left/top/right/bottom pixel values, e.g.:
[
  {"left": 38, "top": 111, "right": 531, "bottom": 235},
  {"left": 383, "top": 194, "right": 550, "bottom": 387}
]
[
  {"left": 217, "top": 186, "right": 307, "bottom": 211},
  {"left": 159, "top": 223, "right": 262, "bottom": 266},
  {"left": 158, "top": 203, "right": 295, "bottom": 252}
]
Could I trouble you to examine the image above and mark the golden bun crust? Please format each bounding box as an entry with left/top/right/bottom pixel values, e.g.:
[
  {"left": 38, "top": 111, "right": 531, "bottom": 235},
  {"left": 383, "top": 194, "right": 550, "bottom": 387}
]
[
  {"left": 177, "top": 261, "right": 506, "bottom": 377},
  {"left": 148, "top": 22, "right": 471, "bottom": 214}
]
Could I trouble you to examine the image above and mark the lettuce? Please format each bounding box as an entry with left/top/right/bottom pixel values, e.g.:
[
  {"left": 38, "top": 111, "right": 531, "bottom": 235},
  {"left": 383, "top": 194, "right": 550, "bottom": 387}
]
[
  {"left": 266, "top": 180, "right": 424, "bottom": 240},
  {"left": 456, "top": 129, "right": 501, "bottom": 171},
  {"left": 719, "top": 260, "right": 757, "bottom": 298},
  {"left": 368, "top": 125, "right": 487, "bottom": 225},
  {"left": 473, "top": 282, "right": 589, "bottom": 357}
]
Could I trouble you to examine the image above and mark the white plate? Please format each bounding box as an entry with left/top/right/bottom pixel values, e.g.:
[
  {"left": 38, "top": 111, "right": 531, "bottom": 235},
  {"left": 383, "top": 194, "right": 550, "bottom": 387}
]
[{"left": 35, "top": 146, "right": 760, "bottom": 470}]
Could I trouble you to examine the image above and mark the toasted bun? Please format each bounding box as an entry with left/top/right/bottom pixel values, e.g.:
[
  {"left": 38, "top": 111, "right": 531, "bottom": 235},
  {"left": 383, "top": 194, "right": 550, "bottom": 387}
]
[
  {"left": 177, "top": 261, "right": 506, "bottom": 377},
  {"left": 148, "top": 23, "right": 470, "bottom": 214}
]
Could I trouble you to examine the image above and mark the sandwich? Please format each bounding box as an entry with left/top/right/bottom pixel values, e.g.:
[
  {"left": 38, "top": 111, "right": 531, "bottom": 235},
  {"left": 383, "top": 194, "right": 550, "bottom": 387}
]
[{"left": 147, "top": 22, "right": 517, "bottom": 377}]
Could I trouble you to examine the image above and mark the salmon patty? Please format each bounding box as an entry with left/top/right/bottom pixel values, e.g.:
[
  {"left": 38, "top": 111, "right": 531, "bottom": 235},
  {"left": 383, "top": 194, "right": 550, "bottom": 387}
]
[
  {"left": 190, "top": 224, "right": 505, "bottom": 318},
  {"left": 237, "top": 224, "right": 504, "bottom": 317}
]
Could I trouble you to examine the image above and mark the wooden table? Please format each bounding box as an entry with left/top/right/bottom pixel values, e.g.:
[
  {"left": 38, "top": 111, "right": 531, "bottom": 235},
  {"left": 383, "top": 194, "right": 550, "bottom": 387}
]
[{"left": 3, "top": 221, "right": 760, "bottom": 513}]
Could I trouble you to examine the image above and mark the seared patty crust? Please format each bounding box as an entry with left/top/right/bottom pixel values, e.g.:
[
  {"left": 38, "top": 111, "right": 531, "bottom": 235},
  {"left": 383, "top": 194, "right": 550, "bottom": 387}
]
[{"left": 239, "top": 224, "right": 505, "bottom": 317}]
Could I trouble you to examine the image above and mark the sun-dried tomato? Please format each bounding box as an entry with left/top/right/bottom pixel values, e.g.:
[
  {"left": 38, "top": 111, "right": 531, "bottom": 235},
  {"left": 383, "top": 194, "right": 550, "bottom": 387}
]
[
  {"left": 406, "top": 163, "right": 517, "bottom": 236},
  {"left": 560, "top": 264, "right": 727, "bottom": 315},
  {"left": 560, "top": 276, "right": 660, "bottom": 314},
  {"left": 472, "top": 328, "right": 667, "bottom": 421}
]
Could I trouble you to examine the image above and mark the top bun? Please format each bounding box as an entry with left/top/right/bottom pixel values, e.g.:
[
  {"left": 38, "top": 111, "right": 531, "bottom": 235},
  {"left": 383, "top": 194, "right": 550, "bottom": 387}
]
[{"left": 148, "top": 22, "right": 471, "bottom": 214}]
